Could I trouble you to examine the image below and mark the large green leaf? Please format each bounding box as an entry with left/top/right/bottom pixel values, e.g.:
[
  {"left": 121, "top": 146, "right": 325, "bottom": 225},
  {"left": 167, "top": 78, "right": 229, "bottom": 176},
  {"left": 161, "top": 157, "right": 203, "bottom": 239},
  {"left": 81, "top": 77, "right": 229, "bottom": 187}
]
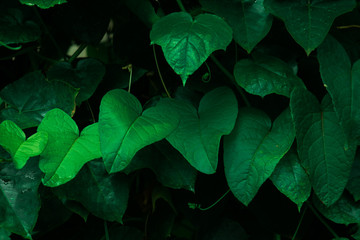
[
  {"left": 200, "top": 0, "right": 272, "bottom": 53},
  {"left": 234, "top": 53, "right": 305, "bottom": 97},
  {"left": 224, "top": 107, "right": 295, "bottom": 206},
  {"left": 346, "top": 151, "right": 360, "bottom": 201},
  {"left": 53, "top": 160, "right": 130, "bottom": 224},
  {"left": 124, "top": 140, "right": 197, "bottom": 192},
  {"left": 263, "top": 0, "right": 356, "bottom": 55},
  {"left": 19, "top": 0, "right": 67, "bottom": 9},
  {"left": 163, "top": 87, "right": 238, "bottom": 174},
  {"left": 0, "top": 158, "right": 42, "bottom": 239},
  {"left": 290, "top": 88, "right": 354, "bottom": 206},
  {"left": 317, "top": 35, "right": 360, "bottom": 145},
  {"left": 99, "top": 89, "right": 179, "bottom": 173},
  {"left": 47, "top": 59, "right": 106, "bottom": 105},
  {"left": 0, "top": 71, "right": 78, "bottom": 129},
  {"left": 38, "top": 108, "right": 101, "bottom": 187},
  {"left": 0, "top": 120, "right": 48, "bottom": 169},
  {"left": 150, "top": 12, "right": 232, "bottom": 85},
  {"left": 0, "top": 228, "right": 11, "bottom": 240},
  {"left": 270, "top": 148, "right": 311, "bottom": 210}
]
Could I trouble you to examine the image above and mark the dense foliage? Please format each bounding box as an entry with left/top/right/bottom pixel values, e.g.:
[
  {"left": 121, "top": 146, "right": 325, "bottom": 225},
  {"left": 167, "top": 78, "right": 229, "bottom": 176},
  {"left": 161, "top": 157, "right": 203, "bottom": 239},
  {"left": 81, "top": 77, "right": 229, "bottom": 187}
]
[{"left": 1, "top": 0, "right": 360, "bottom": 239}]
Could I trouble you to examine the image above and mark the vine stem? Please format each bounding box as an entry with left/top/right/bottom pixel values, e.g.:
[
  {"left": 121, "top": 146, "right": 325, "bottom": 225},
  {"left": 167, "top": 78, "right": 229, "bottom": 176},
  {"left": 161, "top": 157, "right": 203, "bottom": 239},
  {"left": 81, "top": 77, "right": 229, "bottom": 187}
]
[
  {"left": 337, "top": 25, "right": 360, "bottom": 29},
  {"left": 291, "top": 205, "right": 308, "bottom": 240},
  {"left": 307, "top": 203, "right": 340, "bottom": 239},
  {"left": 104, "top": 221, "right": 109, "bottom": 240},
  {"left": 0, "top": 41, "right": 21, "bottom": 50},
  {"left": 68, "top": 43, "right": 87, "bottom": 63},
  {"left": 191, "top": 189, "right": 231, "bottom": 211},
  {"left": 152, "top": 45, "right": 172, "bottom": 98},
  {"left": 209, "top": 55, "right": 251, "bottom": 107},
  {"left": 176, "top": 0, "right": 187, "bottom": 12}
]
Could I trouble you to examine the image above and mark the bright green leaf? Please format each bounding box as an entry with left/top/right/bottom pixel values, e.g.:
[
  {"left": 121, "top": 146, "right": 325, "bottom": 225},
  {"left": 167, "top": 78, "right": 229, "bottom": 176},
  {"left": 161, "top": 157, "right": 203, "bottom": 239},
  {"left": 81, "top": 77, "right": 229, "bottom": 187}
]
[
  {"left": 0, "top": 158, "right": 42, "bottom": 239},
  {"left": 200, "top": 0, "right": 272, "bottom": 53},
  {"left": 150, "top": 12, "right": 232, "bottom": 85},
  {"left": 99, "top": 89, "right": 179, "bottom": 173},
  {"left": 53, "top": 160, "right": 130, "bottom": 224},
  {"left": 263, "top": 0, "right": 356, "bottom": 55},
  {"left": 38, "top": 108, "right": 101, "bottom": 187},
  {"left": 0, "top": 71, "right": 78, "bottom": 129},
  {"left": 317, "top": 35, "right": 360, "bottom": 145},
  {"left": 290, "top": 88, "right": 354, "bottom": 206},
  {"left": 270, "top": 148, "right": 311, "bottom": 210},
  {"left": 0, "top": 120, "right": 25, "bottom": 157},
  {"left": 346, "top": 151, "right": 360, "bottom": 201},
  {"left": 19, "top": 0, "right": 67, "bottom": 9},
  {"left": 224, "top": 107, "right": 295, "bottom": 206},
  {"left": 47, "top": 59, "right": 106, "bottom": 105},
  {"left": 163, "top": 87, "right": 238, "bottom": 174},
  {"left": 234, "top": 53, "right": 305, "bottom": 97}
]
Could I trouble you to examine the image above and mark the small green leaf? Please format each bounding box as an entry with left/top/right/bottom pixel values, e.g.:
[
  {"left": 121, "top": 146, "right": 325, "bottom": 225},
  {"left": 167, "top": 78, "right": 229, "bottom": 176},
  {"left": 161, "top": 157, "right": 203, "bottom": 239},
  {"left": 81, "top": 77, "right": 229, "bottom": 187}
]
[
  {"left": 38, "top": 108, "right": 101, "bottom": 187},
  {"left": 47, "top": 59, "right": 106, "bottom": 105},
  {"left": 290, "top": 88, "right": 354, "bottom": 206},
  {"left": 263, "top": 0, "right": 356, "bottom": 55},
  {"left": 200, "top": 0, "right": 272, "bottom": 53},
  {"left": 234, "top": 53, "right": 305, "bottom": 97},
  {"left": 224, "top": 107, "right": 295, "bottom": 206},
  {"left": 99, "top": 89, "right": 179, "bottom": 173},
  {"left": 164, "top": 87, "right": 238, "bottom": 174},
  {"left": 0, "top": 120, "right": 25, "bottom": 157},
  {"left": 346, "top": 151, "right": 360, "bottom": 201},
  {"left": 19, "top": 0, "right": 67, "bottom": 9},
  {"left": 270, "top": 148, "right": 311, "bottom": 210},
  {"left": 150, "top": 12, "right": 232, "bottom": 85}
]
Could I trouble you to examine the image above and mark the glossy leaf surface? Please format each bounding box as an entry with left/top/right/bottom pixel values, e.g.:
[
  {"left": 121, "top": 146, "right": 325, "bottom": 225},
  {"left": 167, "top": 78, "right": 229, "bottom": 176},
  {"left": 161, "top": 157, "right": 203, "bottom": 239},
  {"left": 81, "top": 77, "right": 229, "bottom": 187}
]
[{"left": 19, "top": 0, "right": 67, "bottom": 9}]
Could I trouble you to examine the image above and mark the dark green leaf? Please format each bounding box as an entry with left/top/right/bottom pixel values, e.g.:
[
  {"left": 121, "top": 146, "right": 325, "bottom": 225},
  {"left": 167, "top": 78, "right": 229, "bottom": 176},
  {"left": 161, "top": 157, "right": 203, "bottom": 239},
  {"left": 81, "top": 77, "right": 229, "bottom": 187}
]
[
  {"left": 19, "top": 0, "right": 67, "bottom": 9},
  {"left": 124, "top": 0, "right": 160, "bottom": 28},
  {"left": 224, "top": 107, "right": 295, "bottom": 206},
  {"left": 0, "top": 228, "right": 11, "bottom": 240},
  {"left": 103, "top": 226, "right": 143, "bottom": 240},
  {"left": 290, "top": 88, "right": 354, "bottom": 206},
  {"left": 234, "top": 53, "right": 305, "bottom": 97},
  {"left": 263, "top": 0, "right": 356, "bottom": 55},
  {"left": 346, "top": 151, "right": 360, "bottom": 201},
  {"left": 0, "top": 158, "right": 42, "bottom": 239},
  {"left": 199, "top": 218, "right": 248, "bottom": 240},
  {"left": 0, "top": 71, "right": 78, "bottom": 129},
  {"left": 150, "top": 12, "right": 232, "bottom": 85},
  {"left": 352, "top": 225, "right": 360, "bottom": 240},
  {"left": 99, "top": 89, "right": 179, "bottom": 173},
  {"left": 200, "top": 0, "right": 272, "bottom": 53}
]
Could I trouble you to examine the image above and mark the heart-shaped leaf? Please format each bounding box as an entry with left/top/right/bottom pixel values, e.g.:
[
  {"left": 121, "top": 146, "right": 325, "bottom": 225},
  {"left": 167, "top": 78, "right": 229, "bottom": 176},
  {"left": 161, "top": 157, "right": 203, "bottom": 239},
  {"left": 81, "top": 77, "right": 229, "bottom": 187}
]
[
  {"left": 234, "top": 53, "right": 305, "bottom": 97},
  {"left": 99, "top": 89, "right": 179, "bottom": 173},
  {"left": 19, "top": 0, "right": 67, "bottom": 9},
  {"left": 200, "top": 0, "right": 273, "bottom": 53},
  {"left": 224, "top": 107, "right": 295, "bottom": 206},
  {"left": 38, "top": 108, "right": 101, "bottom": 187},
  {"left": 263, "top": 0, "right": 356, "bottom": 55},
  {"left": 47, "top": 59, "right": 106, "bottom": 105},
  {"left": 290, "top": 88, "right": 355, "bottom": 206},
  {"left": 162, "top": 87, "right": 238, "bottom": 174},
  {"left": 150, "top": 12, "right": 232, "bottom": 85},
  {"left": 0, "top": 120, "right": 48, "bottom": 169}
]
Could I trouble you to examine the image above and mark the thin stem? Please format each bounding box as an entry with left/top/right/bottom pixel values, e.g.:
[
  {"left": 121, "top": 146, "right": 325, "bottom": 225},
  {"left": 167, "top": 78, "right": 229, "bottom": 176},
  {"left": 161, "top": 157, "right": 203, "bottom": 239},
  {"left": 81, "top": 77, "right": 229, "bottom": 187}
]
[
  {"left": 210, "top": 55, "right": 251, "bottom": 107},
  {"left": 122, "top": 64, "right": 133, "bottom": 93},
  {"left": 152, "top": 45, "right": 171, "bottom": 98},
  {"left": 0, "top": 41, "right": 22, "bottom": 50},
  {"left": 337, "top": 25, "right": 360, "bottom": 29},
  {"left": 0, "top": 46, "right": 35, "bottom": 61},
  {"left": 104, "top": 221, "right": 109, "bottom": 240},
  {"left": 68, "top": 43, "right": 87, "bottom": 63},
  {"left": 197, "top": 189, "right": 231, "bottom": 211},
  {"left": 307, "top": 203, "right": 339, "bottom": 239},
  {"left": 86, "top": 101, "right": 96, "bottom": 123},
  {"left": 176, "top": 0, "right": 187, "bottom": 12},
  {"left": 291, "top": 205, "right": 308, "bottom": 240}
]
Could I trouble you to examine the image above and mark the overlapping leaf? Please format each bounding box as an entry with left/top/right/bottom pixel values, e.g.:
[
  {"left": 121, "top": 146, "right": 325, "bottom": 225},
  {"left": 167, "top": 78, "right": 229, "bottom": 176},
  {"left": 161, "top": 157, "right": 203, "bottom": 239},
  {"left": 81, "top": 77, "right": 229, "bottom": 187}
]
[
  {"left": 99, "top": 89, "right": 179, "bottom": 173},
  {"left": 234, "top": 53, "right": 305, "bottom": 97},
  {"left": 346, "top": 151, "right": 360, "bottom": 201},
  {"left": 290, "top": 88, "right": 354, "bottom": 206},
  {"left": 224, "top": 107, "right": 295, "bottom": 206},
  {"left": 19, "top": 0, "right": 67, "bottom": 9},
  {"left": 162, "top": 87, "right": 238, "bottom": 174},
  {"left": 263, "top": 0, "right": 356, "bottom": 55},
  {"left": 38, "top": 108, "right": 101, "bottom": 187},
  {"left": 0, "top": 120, "right": 47, "bottom": 169},
  {"left": 317, "top": 35, "right": 360, "bottom": 145},
  {"left": 150, "top": 12, "right": 232, "bottom": 85},
  {"left": 200, "top": 0, "right": 272, "bottom": 53}
]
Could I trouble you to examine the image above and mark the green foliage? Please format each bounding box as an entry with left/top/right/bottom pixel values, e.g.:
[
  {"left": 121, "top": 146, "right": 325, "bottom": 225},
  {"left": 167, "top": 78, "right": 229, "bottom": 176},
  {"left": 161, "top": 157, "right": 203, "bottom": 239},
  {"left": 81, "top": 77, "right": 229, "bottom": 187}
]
[{"left": 19, "top": 0, "right": 67, "bottom": 9}]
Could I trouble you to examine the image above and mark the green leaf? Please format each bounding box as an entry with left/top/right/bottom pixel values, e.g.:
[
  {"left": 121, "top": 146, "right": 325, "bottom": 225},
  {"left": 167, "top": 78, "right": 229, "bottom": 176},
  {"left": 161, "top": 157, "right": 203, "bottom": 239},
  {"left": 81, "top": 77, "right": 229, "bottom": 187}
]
[
  {"left": 263, "top": 0, "right": 356, "bottom": 55},
  {"left": 19, "top": 0, "right": 67, "bottom": 9},
  {"left": 150, "top": 12, "right": 232, "bottom": 85},
  {"left": 0, "top": 158, "right": 42, "bottom": 239},
  {"left": 346, "top": 151, "right": 360, "bottom": 201},
  {"left": 124, "top": 0, "right": 160, "bottom": 28},
  {"left": 200, "top": 0, "right": 272, "bottom": 53},
  {"left": 199, "top": 218, "right": 248, "bottom": 240},
  {"left": 0, "top": 8, "right": 40, "bottom": 45},
  {"left": 317, "top": 35, "right": 360, "bottom": 145},
  {"left": 163, "top": 87, "right": 238, "bottom": 174},
  {"left": 38, "top": 108, "right": 101, "bottom": 187},
  {"left": 124, "top": 140, "right": 197, "bottom": 192},
  {"left": 53, "top": 160, "right": 130, "bottom": 224},
  {"left": 47, "top": 59, "right": 106, "bottom": 105},
  {"left": 290, "top": 88, "right": 354, "bottom": 206},
  {"left": 0, "top": 228, "right": 11, "bottom": 240},
  {"left": 103, "top": 226, "right": 143, "bottom": 240},
  {"left": 0, "top": 71, "right": 78, "bottom": 129},
  {"left": 99, "top": 89, "right": 179, "bottom": 173},
  {"left": 234, "top": 53, "right": 305, "bottom": 97},
  {"left": 352, "top": 225, "right": 360, "bottom": 240},
  {"left": 224, "top": 107, "right": 295, "bottom": 206},
  {"left": 270, "top": 148, "right": 311, "bottom": 210}
]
